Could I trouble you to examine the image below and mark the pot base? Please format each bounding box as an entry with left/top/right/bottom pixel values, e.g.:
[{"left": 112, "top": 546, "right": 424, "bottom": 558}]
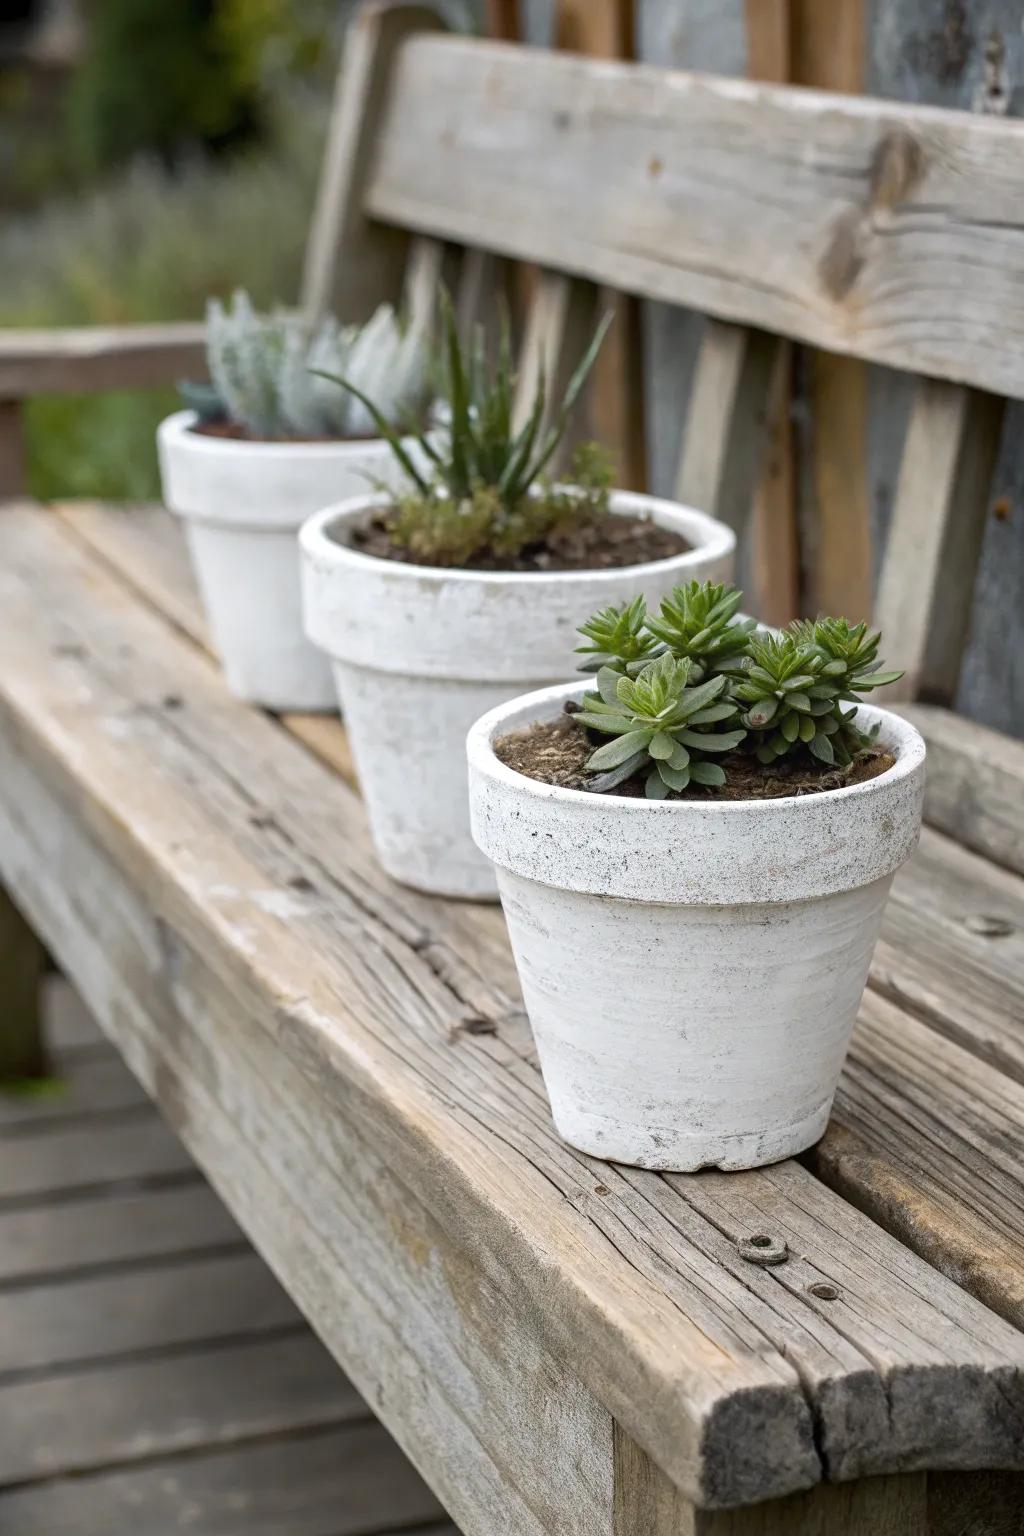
[{"left": 551, "top": 1097, "right": 832, "bottom": 1172}]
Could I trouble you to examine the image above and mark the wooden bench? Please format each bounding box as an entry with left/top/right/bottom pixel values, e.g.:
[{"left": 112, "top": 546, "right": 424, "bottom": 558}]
[{"left": 3, "top": 6, "right": 1024, "bottom": 1533}]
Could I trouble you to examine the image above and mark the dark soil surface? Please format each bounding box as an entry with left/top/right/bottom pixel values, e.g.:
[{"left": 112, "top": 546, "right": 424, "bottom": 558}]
[
  {"left": 352, "top": 507, "right": 689, "bottom": 572},
  {"left": 494, "top": 712, "right": 895, "bottom": 801}
]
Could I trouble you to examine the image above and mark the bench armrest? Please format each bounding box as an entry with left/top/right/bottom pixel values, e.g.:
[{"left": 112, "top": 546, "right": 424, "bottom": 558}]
[{"left": 0, "top": 322, "right": 206, "bottom": 399}]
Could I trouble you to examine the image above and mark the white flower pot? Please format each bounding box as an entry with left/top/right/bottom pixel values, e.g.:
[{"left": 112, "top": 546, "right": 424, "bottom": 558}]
[
  {"left": 468, "top": 684, "right": 926, "bottom": 1170},
  {"left": 300, "top": 491, "right": 736, "bottom": 899},
  {"left": 157, "top": 410, "right": 416, "bottom": 711}
]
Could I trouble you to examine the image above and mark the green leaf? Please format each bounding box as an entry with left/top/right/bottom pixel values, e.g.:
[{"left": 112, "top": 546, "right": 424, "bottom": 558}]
[
  {"left": 657, "top": 761, "right": 691, "bottom": 791},
  {"left": 857, "top": 669, "right": 904, "bottom": 689},
  {"left": 686, "top": 702, "right": 738, "bottom": 725},
  {"left": 573, "top": 712, "right": 635, "bottom": 735},
  {"left": 308, "top": 370, "right": 430, "bottom": 494},
  {"left": 668, "top": 742, "right": 690, "bottom": 770},
  {"left": 689, "top": 760, "right": 726, "bottom": 787},
  {"left": 809, "top": 732, "right": 835, "bottom": 764},
  {"left": 597, "top": 666, "right": 625, "bottom": 708},
  {"left": 798, "top": 715, "right": 816, "bottom": 742},
  {"left": 744, "top": 696, "right": 778, "bottom": 728},
  {"left": 586, "top": 751, "right": 649, "bottom": 792},
  {"left": 781, "top": 712, "right": 800, "bottom": 742},
  {"left": 675, "top": 728, "right": 745, "bottom": 752},
  {"left": 648, "top": 731, "right": 676, "bottom": 760},
  {"left": 785, "top": 691, "right": 811, "bottom": 712},
  {"left": 645, "top": 768, "right": 670, "bottom": 799},
  {"left": 587, "top": 728, "right": 654, "bottom": 769}
]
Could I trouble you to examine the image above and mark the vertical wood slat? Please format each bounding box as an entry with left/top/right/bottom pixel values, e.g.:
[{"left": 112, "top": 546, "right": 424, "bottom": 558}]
[
  {"left": 743, "top": 0, "right": 799, "bottom": 626},
  {"left": 401, "top": 235, "right": 448, "bottom": 334},
  {"left": 876, "top": 379, "right": 1004, "bottom": 704},
  {"left": 455, "top": 249, "right": 510, "bottom": 359},
  {"left": 791, "top": 0, "right": 872, "bottom": 621},
  {"left": 612, "top": 1424, "right": 928, "bottom": 1535},
  {"left": 0, "top": 400, "right": 27, "bottom": 500},
  {"left": 484, "top": 0, "right": 521, "bottom": 41},
  {"left": 300, "top": 4, "right": 446, "bottom": 323},
  {"left": 554, "top": 0, "right": 645, "bottom": 490},
  {"left": 512, "top": 268, "right": 596, "bottom": 463},
  {"left": 674, "top": 320, "right": 778, "bottom": 542},
  {"left": 0, "top": 883, "right": 47, "bottom": 1080}
]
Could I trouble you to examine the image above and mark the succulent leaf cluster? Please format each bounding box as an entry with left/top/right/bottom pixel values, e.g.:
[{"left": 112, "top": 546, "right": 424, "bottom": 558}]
[
  {"left": 203, "top": 290, "right": 431, "bottom": 439},
  {"left": 574, "top": 584, "right": 902, "bottom": 797},
  {"left": 316, "top": 292, "right": 613, "bottom": 566}
]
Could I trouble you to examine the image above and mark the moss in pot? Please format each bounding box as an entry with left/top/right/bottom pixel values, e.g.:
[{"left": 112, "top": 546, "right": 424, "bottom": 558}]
[
  {"left": 468, "top": 583, "right": 925, "bottom": 1171},
  {"left": 158, "top": 292, "right": 432, "bottom": 710},
  {"left": 300, "top": 300, "right": 737, "bottom": 899}
]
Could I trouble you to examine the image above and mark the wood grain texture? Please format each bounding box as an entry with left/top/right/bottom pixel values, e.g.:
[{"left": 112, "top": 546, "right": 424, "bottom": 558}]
[
  {"left": 0, "top": 1332, "right": 360, "bottom": 1484},
  {"left": 366, "top": 33, "right": 1024, "bottom": 394},
  {"left": 674, "top": 319, "right": 777, "bottom": 547},
  {"left": 2, "top": 1113, "right": 194, "bottom": 1204},
  {"left": 876, "top": 380, "right": 1004, "bottom": 703},
  {"left": 896, "top": 703, "right": 1024, "bottom": 877},
  {"left": 0, "top": 882, "right": 46, "bottom": 1079},
  {"left": 0, "top": 1180, "right": 240, "bottom": 1285},
  {"left": 300, "top": 4, "right": 446, "bottom": 321},
  {"left": 0, "top": 323, "right": 205, "bottom": 398},
  {"left": 4, "top": 508, "right": 1024, "bottom": 1516},
  {"left": 0, "top": 1045, "right": 147, "bottom": 1130},
  {"left": 0, "top": 1422, "right": 445, "bottom": 1536}
]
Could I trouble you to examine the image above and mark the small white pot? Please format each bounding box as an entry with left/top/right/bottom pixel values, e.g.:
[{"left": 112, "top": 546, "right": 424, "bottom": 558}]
[
  {"left": 157, "top": 410, "right": 416, "bottom": 711},
  {"left": 468, "top": 685, "right": 926, "bottom": 1170},
  {"left": 301, "top": 492, "right": 735, "bottom": 898}
]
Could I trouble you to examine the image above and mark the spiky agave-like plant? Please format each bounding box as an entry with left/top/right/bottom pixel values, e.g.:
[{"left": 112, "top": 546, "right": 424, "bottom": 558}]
[
  {"left": 314, "top": 291, "right": 614, "bottom": 565},
  {"left": 733, "top": 619, "right": 903, "bottom": 767},
  {"left": 203, "top": 290, "right": 431, "bottom": 439},
  {"left": 574, "top": 651, "right": 746, "bottom": 797}
]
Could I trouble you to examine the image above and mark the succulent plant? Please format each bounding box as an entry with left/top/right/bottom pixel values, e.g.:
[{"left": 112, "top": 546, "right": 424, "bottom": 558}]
[
  {"left": 315, "top": 291, "right": 613, "bottom": 565},
  {"left": 202, "top": 289, "right": 431, "bottom": 439},
  {"left": 573, "top": 581, "right": 903, "bottom": 793},
  {"left": 734, "top": 620, "right": 903, "bottom": 767},
  {"left": 575, "top": 651, "right": 746, "bottom": 798}
]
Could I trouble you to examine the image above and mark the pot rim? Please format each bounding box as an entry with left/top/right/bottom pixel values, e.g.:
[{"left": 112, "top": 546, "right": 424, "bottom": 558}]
[
  {"left": 300, "top": 489, "right": 736, "bottom": 587},
  {"left": 468, "top": 680, "right": 925, "bottom": 816},
  {"left": 158, "top": 408, "right": 419, "bottom": 462}
]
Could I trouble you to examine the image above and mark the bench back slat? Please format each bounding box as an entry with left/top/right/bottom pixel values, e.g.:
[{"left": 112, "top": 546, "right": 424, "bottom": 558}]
[{"left": 366, "top": 32, "right": 1024, "bottom": 401}]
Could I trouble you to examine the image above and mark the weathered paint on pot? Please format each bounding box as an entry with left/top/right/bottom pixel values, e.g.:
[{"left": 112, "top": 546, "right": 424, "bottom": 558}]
[
  {"left": 467, "top": 683, "right": 926, "bottom": 1170},
  {"left": 300, "top": 491, "right": 736, "bottom": 898},
  {"left": 158, "top": 411, "right": 415, "bottom": 711}
]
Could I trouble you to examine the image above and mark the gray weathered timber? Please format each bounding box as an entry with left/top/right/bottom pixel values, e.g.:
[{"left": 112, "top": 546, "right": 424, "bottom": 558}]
[
  {"left": 0, "top": 323, "right": 205, "bottom": 399},
  {"left": 512, "top": 268, "right": 597, "bottom": 458},
  {"left": 0, "top": 1332, "right": 361, "bottom": 1485},
  {"left": 674, "top": 320, "right": 777, "bottom": 564},
  {"left": 0, "top": 1422, "right": 446, "bottom": 1536},
  {"left": 0, "top": 1044, "right": 147, "bottom": 1129},
  {"left": 0, "top": 882, "right": 45, "bottom": 1079},
  {"left": 896, "top": 703, "right": 1024, "bottom": 877},
  {"left": 815, "top": 987, "right": 1024, "bottom": 1329},
  {"left": 0, "top": 1250, "right": 301, "bottom": 1378},
  {"left": 300, "top": 4, "right": 447, "bottom": 322},
  {"left": 867, "top": 0, "right": 1024, "bottom": 740},
  {"left": 366, "top": 32, "right": 1024, "bottom": 397},
  {"left": 1, "top": 1112, "right": 194, "bottom": 1204},
  {"left": 876, "top": 379, "right": 1004, "bottom": 704},
  {"left": 0, "top": 1179, "right": 240, "bottom": 1285},
  {"left": 3, "top": 510, "right": 1024, "bottom": 1520}
]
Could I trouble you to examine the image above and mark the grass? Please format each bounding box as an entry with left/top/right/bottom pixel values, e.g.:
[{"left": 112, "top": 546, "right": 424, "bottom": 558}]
[{"left": 1, "top": 94, "right": 326, "bottom": 500}]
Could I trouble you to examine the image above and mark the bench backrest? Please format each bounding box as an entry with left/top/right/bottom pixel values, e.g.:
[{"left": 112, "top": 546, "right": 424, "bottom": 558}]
[{"left": 304, "top": 2, "right": 1024, "bottom": 705}]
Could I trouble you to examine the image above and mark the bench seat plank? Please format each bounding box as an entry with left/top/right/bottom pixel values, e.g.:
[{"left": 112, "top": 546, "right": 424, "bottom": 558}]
[{"left": 3, "top": 506, "right": 1024, "bottom": 1522}]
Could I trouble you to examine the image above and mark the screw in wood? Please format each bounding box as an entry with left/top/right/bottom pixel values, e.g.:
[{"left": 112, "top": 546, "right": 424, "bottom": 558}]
[
  {"left": 808, "top": 1282, "right": 840, "bottom": 1301},
  {"left": 737, "top": 1234, "right": 789, "bottom": 1266}
]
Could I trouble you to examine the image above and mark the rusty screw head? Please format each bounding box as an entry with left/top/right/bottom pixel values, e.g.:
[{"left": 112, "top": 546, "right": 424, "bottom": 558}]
[{"left": 737, "top": 1234, "right": 789, "bottom": 1266}]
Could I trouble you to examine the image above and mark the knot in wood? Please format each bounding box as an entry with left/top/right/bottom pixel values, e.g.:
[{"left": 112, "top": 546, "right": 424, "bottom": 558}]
[
  {"left": 963, "top": 912, "right": 1015, "bottom": 938},
  {"left": 737, "top": 1233, "right": 789, "bottom": 1266}
]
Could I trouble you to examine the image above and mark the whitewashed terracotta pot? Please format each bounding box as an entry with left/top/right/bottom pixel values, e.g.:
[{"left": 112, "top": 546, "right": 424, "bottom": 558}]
[
  {"left": 300, "top": 491, "right": 735, "bottom": 899},
  {"left": 468, "top": 684, "right": 926, "bottom": 1170},
  {"left": 157, "top": 410, "right": 418, "bottom": 711}
]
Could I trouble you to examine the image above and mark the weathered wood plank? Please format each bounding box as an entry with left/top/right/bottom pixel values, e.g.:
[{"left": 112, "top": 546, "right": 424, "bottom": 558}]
[
  {"left": 896, "top": 703, "right": 1024, "bottom": 877},
  {"left": 613, "top": 1428, "right": 927, "bottom": 1534},
  {"left": 1, "top": 1113, "right": 195, "bottom": 1204},
  {"left": 674, "top": 319, "right": 777, "bottom": 547},
  {"left": 813, "top": 988, "right": 1024, "bottom": 1329},
  {"left": 0, "top": 1332, "right": 363, "bottom": 1485},
  {"left": 0, "top": 1180, "right": 240, "bottom": 1285},
  {"left": 0, "top": 1421, "right": 446, "bottom": 1536},
  {"left": 512, "top": 266, "right": 596, "bottom": 455},
  {"left": 4, "top": 508, "right": 1024, "bottom": 1518},
  {"left": 0, "top": 882, "right": 46, "bottom": 1080},
  {"left": 0, "top": 1044, "right": 146, "bottom": 1129},
  {"left": 56, "top": 502, "right": 208, "bottom": 644},
  {"left": 876, "top": 380, "right": 1004, "bottom": 704},
  {"left": 877, "top": 826, "right": 1024, "bottom": 1084},
  {"left": 927, "top": 1471, "right": 1024, "bottom": 1536},
  {"left": 300, "top": 4, "right": 447, "bottom": 322},
  {"left": 367, "top": 33, "right": 1024, "bottom": 396},
  {"left": 0, "top": 323, "right": 205, "bottom": 398},
  {"left": 0, "top": 1251, "right": 301, "bottom": 1378},
  {"left": 44, "top": 973, "right": 105, "bottom": 1053}
]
